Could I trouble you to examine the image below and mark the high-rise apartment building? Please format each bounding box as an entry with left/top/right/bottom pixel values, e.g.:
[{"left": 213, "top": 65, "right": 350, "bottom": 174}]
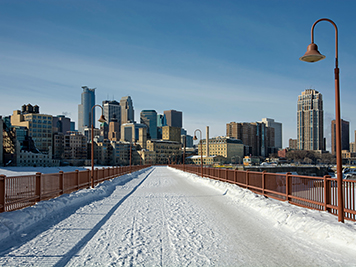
[
  {"left": 226, "top": 121, "right": 275, "bottom": 157},
  {"left": 331, "top": 119, "right": 349, "bottom": 154},
  {"left": 102, "top": 100, "right": 121, "bottom": 125},
  {"left": 120, "top": 96, "right": 134, "bottom": 124},
  {"left": 78, "top": 86, "right": 95, "bottom": 133},
  {"left": 140, "top": 110, "right": 158, "bottom": 140},
  {"left": 297, "top": 89, "right": 324, "bottom": 151},
  {"left": 261, "top": 118, "right": 282, "bottom": 149},
  {"left": 164, "top": 110, "right": 182, "bottom": 128}
]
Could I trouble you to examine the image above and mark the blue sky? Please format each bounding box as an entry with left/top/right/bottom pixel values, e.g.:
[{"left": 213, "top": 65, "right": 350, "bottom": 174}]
[{"left": 1, "top": 0, "right": 356, "bottom": 149}]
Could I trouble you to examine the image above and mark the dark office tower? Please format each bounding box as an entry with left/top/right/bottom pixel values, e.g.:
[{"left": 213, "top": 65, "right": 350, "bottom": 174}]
[
  {"left": 108, "top": 114, "right": 121, "bottom": 141},
  {"left": 163, "top": 110, "right": 182, "bottom": 128},
  {"left": 297, "top": 89, "right": 324, "bottom": 151},
  {"left": 120, "top": 96, "right": 134, "bottom": 124},
  {"left": 102, "top": 100, "right": 121, "bottom": 125},
  {"left": 140, "top": 110, "right": 158, "bottom": 140},
  {"left": 331, "top": 119, "right": 349, "bottom": 154},
  {"left": 78, "top": 86, "right": 95, "bottom": 133},
  {"left": 52, "top": 115, "right": 71, "bottom": 134}
]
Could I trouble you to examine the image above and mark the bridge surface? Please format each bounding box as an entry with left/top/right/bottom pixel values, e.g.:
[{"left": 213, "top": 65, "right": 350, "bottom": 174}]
[{"left": 0, "top": 166, "right": 353, "bottom": 266}]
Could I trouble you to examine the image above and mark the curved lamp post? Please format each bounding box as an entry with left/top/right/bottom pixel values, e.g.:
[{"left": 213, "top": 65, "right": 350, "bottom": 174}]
[
  {"left": 300, "top": 18, "right": 344, "bottom": 222},
  {"left": 193, "top": 129, "right": 203, "bottom": 177},
  {"left": 91, "top": 105, "right": 106, "bottom": 188}
]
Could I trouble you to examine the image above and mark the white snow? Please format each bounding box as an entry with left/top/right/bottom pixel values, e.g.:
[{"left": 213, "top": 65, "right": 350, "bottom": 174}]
[
  {"left": 0, "top": 166, "right": 93, "bottom": 177},
  {"left": 0, "top": 166, "right": 355, "bottom": 266}
]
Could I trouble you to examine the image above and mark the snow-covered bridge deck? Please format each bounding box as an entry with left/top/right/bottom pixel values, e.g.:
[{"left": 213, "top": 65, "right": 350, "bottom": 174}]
[{"left": 0, "top": 166, "right": 355, "bottom": 266}]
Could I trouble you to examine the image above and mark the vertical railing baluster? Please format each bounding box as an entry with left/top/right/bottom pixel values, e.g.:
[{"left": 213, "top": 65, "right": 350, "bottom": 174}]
[
  {"left": 0, "top": 175, "right": 5, "bottom": 212},
  {"left": 35, "top": 172, "right": 42, "bottom": 202}
]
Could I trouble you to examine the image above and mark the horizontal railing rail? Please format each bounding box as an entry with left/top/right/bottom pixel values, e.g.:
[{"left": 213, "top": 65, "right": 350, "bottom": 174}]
[
  {"left": 170, "top": 164, "right": 356, "bottom": 221},
  {"left": 0, "top": 165, "right": 150, "bottom": 213}
]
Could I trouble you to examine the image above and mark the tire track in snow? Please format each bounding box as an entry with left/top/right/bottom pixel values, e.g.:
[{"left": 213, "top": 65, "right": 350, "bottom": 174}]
[
  {"left": 53, "top": 168, "right": 154, "bottom": 267},
  {"left": 151, "top": 167, "right": 221, "bottom": 266}
]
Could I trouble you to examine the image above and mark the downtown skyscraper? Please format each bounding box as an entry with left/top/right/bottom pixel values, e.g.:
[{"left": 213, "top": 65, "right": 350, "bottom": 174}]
[
  {"left": 297, "top": 89, "right": 324, "bottom": 151},
  {"left": 120, "top": 96, "right": 134, "bottom": 124},
  {"left": 102, "top": 100, "right": 121, "bottom": 125},
  {"left": 140, "top": 110, "right": 158, "bottom": 140},
  {"left": 163, "top": 110, "right": 182, "bottom": 128},
  {"left": 78, "top": 86, "right": 95, "bottom": 134}
]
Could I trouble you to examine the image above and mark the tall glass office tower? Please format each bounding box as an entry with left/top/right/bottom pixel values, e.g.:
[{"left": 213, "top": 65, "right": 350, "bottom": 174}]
[
  {"left": 78, "top": 86, "right": 95, "bottom": 133},
  {"left": 140, "top": 110, "right": 158, "bottom": 139}
]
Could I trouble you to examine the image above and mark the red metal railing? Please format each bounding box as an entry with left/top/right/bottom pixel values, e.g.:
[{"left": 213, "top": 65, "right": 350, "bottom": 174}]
[
  {"left": 0, "top": 165, "right": 150, "bottom": 213},
  {"left": 171, "top": 164, "right": 356, "bottom": 221}
]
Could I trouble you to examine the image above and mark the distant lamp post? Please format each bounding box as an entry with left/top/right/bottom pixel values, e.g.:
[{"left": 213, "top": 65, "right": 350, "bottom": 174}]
[
  {"left": 183, "top": 135, "right": 186, "bottom": 172},
  {"left": 193, "top": 129, "right": 203, "bottom": 177},
  {"left": 91, "top": 105, "right": 106, "bottom": 188},
  {"left": 300, "top": 18, "right": 344, "bottom": 222},
  {"left": 130, "top": 142, "right": 132, "bottom": 173}
]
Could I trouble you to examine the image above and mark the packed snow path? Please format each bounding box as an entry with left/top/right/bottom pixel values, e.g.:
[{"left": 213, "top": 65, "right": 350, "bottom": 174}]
[{"left": 0, "top": 166, "right": 355, "bottom": 266}]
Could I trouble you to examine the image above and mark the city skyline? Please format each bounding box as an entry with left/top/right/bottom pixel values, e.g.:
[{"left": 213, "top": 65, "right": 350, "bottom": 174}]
[{"left": 1, "top": 1, "right": 356, "bottom": 149}]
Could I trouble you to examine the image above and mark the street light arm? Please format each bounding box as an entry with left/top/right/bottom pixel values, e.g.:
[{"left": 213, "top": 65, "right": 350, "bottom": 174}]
[
  {"left": 91, "top": 104, "right": 105, "bottom": 128},
  {"left": 311, "top": 18, "right": 338, "bottom": 67},
  {"left": 193, "top": 129, "right": 202, "bottom": 140}
]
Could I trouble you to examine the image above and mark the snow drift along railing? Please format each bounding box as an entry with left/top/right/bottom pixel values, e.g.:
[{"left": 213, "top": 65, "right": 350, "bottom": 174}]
[
  {"left": 0, "top": 165, "right": 150, "bottom": 213},
  {"left": 170, "top": 164, "right": 356, "bottom": 221}
]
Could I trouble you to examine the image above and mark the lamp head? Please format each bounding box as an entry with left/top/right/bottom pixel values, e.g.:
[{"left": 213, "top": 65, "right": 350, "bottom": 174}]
[
  {"left": 98, "top": 115, "right": 106, "bottom": 123},
  {"left": 193, "top": 135, "right": 198, "bottom": 140},
  {"left": 300, "top": 43, "right": 326, "bottom": 62}
]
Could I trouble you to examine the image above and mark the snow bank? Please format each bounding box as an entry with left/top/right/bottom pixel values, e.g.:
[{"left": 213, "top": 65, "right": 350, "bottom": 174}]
[
  {"left": 169, "top": 167, "right": 356, "bottom": 251},
  {"left": 0, "top": 168, "right": 150, "bottom": 243},
  {"left": 0, "top": 166, "right": 102, "bottom": 177}
]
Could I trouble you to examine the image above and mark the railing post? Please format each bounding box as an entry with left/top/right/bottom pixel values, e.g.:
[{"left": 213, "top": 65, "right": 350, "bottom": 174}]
[
  {"left": 286, "top": 172, "right": 291, "bottom": 202},
  {"left": 59, "top": 171, "right": 64, "bottom": 195},
  {"left": 324, "top": 175, "right": 331, "bottom": 213},
  {"left": 95, "top": 168, "right": 98, "bottom": 185},
  {"left": 75, "top": 170, "right": 79, "bottom": 190},
  {"left": 262, "top": 171, "right": 266, "bottom": 196},
  {"left": 35, "top": 172, "right": 42, "bottom": 202},
  {"left": 0, "top": 175, "right": 5, "bottom": 212},
  {"left": 246, "top": 170, "right": 249, "bottom": 189}
]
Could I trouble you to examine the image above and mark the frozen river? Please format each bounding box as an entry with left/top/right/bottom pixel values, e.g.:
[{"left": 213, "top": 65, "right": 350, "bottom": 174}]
[{"left": 0, "top": 166, "right": 355, "bottom": 266}]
